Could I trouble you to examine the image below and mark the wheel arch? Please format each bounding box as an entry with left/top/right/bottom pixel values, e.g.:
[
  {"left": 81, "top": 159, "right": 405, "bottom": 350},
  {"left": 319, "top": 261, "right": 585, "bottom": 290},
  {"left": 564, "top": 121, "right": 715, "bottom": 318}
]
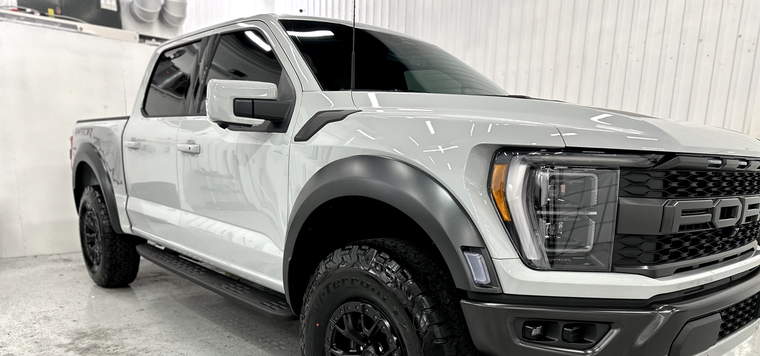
[
  {"left": 72, "top": 143, "right": 123, "bottom": 234},
  {"left": 284, "top": 155, "right": 501, "bottom": 312}
]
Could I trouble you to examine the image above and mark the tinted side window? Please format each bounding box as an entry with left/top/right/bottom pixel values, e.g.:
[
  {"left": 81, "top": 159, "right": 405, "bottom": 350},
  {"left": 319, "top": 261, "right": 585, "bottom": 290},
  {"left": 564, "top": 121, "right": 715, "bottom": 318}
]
[
  {"left": 202, "top": 30, "right": 295, "bottom": 130},
  {"left": 280, "top": 20, "right": 353, "bottom": 91},
  {"left": 204, "top": 30, "right": 285, "bottom": 96},
  {"left": 144, "top": 41, "right": 201, "bottom": 116}
]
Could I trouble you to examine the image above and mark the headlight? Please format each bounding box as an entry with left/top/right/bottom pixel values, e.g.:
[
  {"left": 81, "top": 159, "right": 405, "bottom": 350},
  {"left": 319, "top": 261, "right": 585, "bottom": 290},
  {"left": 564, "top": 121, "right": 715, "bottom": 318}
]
[{"left": 490, "top": 151, "right": 657, "bottom": 271}]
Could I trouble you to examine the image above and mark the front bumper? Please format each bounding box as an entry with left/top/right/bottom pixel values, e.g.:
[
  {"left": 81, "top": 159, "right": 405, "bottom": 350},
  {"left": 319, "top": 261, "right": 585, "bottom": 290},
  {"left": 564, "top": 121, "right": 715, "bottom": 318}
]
[{"left": 462, "top": 269, "right": 760, "bottom": 356}]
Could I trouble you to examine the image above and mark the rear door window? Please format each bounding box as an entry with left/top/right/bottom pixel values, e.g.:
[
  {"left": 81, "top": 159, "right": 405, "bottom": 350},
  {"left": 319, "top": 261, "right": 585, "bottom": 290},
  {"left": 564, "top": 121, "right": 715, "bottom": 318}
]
[{"left": 143, "top": 41, "right": 202, "bottom": 117}]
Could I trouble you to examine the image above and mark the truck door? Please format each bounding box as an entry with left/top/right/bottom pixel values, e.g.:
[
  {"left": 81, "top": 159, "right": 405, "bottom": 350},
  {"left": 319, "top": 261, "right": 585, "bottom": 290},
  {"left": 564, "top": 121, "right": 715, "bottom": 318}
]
[
  {"left": 174, "top": 22, "right": 298, "bottom": 292},
  {"left": 123, "top": 39, "right": 205, "bottom": 241}
]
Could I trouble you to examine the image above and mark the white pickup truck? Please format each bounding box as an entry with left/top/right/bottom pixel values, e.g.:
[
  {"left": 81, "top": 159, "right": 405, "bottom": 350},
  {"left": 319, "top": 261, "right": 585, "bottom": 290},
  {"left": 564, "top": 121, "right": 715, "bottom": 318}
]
[{"left": 71, "top": 14, "right": 760, "bottom": 356}]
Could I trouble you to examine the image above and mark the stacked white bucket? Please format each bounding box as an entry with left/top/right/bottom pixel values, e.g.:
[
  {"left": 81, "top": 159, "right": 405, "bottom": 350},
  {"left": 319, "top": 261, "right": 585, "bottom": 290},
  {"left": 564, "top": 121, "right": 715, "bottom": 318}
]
[
  {"left": 129, "top": 0, "right": 187, "bottom": 27},
  {"left": 160, "top": 0, "right": 188, "bottom": 27}
]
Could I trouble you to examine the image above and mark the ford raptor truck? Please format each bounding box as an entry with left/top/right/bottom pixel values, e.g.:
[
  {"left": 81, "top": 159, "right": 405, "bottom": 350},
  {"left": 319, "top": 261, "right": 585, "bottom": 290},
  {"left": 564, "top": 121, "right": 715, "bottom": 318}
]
[{"left": 70, "top": 14, "right": 760, "bottom": 356}]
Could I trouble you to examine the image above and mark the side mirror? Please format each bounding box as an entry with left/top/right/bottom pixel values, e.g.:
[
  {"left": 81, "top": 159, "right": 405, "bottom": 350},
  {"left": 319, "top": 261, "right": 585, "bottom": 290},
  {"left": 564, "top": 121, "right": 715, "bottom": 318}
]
[{"left": 206, "top": 79, "right": 278, "bottom": 126}]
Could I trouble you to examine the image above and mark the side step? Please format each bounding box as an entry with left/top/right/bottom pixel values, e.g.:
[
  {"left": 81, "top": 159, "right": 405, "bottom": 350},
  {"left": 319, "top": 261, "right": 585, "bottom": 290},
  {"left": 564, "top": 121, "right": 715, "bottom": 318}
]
[{"left": 136, "top": 244, "right": 296, "bottom": 320}]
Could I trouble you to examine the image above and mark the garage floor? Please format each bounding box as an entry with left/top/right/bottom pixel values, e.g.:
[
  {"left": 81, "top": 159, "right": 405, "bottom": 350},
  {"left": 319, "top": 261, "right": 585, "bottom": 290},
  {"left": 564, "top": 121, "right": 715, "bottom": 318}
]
[
  {"left": 0, "top": 253, "right": 298, "bottom": 356},
  {"left": 1, "top": 254, "right": 759, "bottom": 356}
]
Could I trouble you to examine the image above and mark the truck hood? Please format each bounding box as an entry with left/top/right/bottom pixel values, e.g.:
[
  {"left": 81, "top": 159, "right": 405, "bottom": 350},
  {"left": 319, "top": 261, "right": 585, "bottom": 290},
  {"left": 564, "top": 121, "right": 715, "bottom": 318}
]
[
  {"left": 541, "top": 102, "right": 760, "bottom": 157},
  {"left": 352, "top": 92, "right": 760, "bottom": 158}
]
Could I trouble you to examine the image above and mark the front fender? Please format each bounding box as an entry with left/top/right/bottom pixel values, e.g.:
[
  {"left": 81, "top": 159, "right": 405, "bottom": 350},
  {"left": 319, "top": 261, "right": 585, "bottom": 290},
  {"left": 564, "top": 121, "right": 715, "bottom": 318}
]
[{"left": 284, "top": 155, "right": 502, "bottom": 305}]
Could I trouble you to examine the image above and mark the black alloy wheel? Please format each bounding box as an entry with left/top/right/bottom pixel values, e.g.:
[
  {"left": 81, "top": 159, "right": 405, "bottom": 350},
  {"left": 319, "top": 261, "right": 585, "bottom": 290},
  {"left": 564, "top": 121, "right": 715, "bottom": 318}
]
[
  {"left": 326, "top": 301, "right": 403, "bottom": 356},
  {"left": 81, "top": 208, "right": 103, "bottom": 271}
]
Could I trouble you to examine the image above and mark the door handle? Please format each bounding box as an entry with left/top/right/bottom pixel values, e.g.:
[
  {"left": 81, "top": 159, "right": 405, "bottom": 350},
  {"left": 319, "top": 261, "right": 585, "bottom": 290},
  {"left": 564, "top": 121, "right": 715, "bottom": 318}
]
[
  {"left": 124, "top": 141, "right": 140, "bottom": 149},
  {"left": 177, "top": 143, "right": 201, "bottom": 154}
]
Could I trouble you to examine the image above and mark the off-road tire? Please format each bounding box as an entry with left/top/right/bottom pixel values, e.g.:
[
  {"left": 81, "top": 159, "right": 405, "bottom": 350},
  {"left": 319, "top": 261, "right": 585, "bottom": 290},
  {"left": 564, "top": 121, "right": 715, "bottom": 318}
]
[
  {"left": 78, "top": 186, "right": 140, "bottom": 288},
  {"left": 300, "top": 238, "right": 477, "bottom": 356}
]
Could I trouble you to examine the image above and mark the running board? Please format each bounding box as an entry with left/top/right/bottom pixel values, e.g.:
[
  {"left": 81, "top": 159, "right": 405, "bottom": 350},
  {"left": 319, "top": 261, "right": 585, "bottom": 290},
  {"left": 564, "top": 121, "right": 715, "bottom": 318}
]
[{"left": 136, "top": 244, "right": 295, "bottom": 320}]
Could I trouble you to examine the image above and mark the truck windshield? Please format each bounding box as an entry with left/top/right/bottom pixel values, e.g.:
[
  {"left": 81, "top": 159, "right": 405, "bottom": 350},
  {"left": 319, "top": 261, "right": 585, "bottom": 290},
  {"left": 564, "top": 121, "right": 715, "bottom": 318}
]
[{"left": 280, "top": 20, "right": 507, "bottom": 96}]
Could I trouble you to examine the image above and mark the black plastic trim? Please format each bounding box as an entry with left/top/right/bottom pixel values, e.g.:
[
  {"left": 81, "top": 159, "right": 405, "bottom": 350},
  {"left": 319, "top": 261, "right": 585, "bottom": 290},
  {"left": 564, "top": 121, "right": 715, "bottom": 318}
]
[
  {"left": 654, "top": 155, "right": 760, "bottom": 171},
  {"left": 462, "top": 268, "right": 760, "bottom": 356},
  {"left": 616, "top": 197, "right": 667, "bottom": 235},
  {"left": 251, "top": 99, "right": 290, "bottom": 122},
  {"left": 613, "top": 243, "right": 757, "bottom": 278},
  {"left": 293, "top": 109, "right": 361, "bottom": 142},
  {"left": 233, "top": 98, "right": 253, "bottom": 118},
  {"left": 283, "top": 155, "right": 501, "bottom": 308},
  {"left": 617, "top": 196, "right": 760, "bottom": 236},
  {"left": 669, "top": 313, "right": 722, "bottom": 356},
  {"left": 76, "top": 116, "right": 129, "bottom": 124},
  {"left": 72, "top": 143, "right": 123, "bottom": 234},
  {"left": 512, "top": 318, "right": 612, "bottom": 351},
  {"left": 137, "top": 244, "right": 296, "bottom": 319}
]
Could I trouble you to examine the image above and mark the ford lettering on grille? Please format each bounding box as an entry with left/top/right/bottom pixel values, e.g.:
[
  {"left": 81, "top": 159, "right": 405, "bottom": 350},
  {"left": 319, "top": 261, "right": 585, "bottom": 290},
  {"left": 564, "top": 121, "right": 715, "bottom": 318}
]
[{"left": 662, "top": 196, "right": 760, "bottom": 234}]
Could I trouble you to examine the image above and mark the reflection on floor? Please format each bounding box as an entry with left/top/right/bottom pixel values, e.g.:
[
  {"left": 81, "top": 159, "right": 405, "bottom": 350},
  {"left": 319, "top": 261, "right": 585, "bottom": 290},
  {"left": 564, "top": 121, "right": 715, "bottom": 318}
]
[{"left": 0, "top": 252, "right": 758, "bottom": 356}]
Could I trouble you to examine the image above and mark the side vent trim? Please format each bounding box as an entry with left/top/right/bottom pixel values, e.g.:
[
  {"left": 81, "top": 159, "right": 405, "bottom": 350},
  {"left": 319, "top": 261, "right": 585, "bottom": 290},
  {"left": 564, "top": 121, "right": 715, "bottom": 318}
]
[{"left": 294, "top": 109, "right": 361, "bottom": 142}]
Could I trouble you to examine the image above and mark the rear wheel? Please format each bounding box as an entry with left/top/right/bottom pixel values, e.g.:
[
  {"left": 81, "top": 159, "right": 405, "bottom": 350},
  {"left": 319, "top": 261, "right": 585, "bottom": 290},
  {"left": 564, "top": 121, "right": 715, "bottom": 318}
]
[
  {"left": 78, "top": 186, "right": 140, "bottom": 288},
  {"left": 300, "top": 238, "right": 477, "bottom": 356}
]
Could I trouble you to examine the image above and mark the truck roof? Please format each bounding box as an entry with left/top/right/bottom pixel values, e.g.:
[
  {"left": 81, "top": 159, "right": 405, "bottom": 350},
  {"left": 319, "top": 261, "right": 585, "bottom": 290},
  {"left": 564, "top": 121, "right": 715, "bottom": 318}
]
[{"left": 161, "top": 13, "right": 413, "bottom": 49}]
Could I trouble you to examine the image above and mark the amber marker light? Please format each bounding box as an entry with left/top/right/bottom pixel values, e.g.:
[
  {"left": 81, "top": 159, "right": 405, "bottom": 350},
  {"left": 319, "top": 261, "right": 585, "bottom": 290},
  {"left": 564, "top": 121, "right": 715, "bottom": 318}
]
[{"left": 491, "top": 163, "right": 511, "bottom": 221}]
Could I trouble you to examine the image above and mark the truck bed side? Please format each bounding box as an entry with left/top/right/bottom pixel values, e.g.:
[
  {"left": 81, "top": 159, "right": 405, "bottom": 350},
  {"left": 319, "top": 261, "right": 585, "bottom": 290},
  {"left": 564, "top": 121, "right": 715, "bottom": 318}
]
[{"left": 71, "top": 116, "right": 131, "bottom": 234}]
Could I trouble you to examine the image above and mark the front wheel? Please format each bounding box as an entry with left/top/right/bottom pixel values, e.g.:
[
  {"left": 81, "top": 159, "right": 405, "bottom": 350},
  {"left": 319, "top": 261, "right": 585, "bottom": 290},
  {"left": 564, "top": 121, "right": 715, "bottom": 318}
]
[
  {"left": 78, "top": 186, "right": 140, "bottom": 288},
  {"left": 300, "top": 239, "right": 477, "bottom": 356}
]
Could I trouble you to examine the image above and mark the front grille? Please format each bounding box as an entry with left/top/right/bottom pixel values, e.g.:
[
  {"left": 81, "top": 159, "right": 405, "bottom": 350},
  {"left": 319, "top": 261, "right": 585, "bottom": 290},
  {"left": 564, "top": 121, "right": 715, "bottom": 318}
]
[
  {"left": 614, "top": 222, "right": 760, "bottom": 266},
  {"left": 718, "top": 293, "right": 759, "bottom": 339},
  {"left": 619, "top": 169, "right": 760, "bottom": 199}
]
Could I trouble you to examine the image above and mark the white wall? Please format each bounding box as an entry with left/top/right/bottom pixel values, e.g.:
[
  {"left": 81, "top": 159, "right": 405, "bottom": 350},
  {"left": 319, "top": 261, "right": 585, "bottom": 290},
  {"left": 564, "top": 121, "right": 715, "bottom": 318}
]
[
  {"left": 0, "top": 22, "right": 155, "bottom": 258},
  {"left": 182, "top": 0, "right": 275, "bottom": 33},
  {"left": 277, "top": 0, "right": 760, "bottom": 137}
]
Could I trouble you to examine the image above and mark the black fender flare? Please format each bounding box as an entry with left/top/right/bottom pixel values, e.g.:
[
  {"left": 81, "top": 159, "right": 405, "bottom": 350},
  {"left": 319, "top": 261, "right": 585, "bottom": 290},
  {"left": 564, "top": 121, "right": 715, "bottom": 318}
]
[
  {"left": 72, "top": 143, "right": 124, "bottom": 234},
  {"left": 284, "top": 155, "right": 501, "bottom": 306}
]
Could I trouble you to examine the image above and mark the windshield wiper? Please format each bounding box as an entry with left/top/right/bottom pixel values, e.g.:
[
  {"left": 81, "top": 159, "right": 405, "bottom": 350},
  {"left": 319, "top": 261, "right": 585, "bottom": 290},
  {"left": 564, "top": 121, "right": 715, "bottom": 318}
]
[{"left": 507, "top": 94, "right": 563, "bottom": 102}]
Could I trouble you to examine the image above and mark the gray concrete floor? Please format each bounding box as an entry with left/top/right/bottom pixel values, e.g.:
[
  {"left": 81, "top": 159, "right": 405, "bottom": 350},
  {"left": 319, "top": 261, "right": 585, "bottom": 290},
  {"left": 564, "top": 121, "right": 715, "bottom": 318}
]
[
  {"left": 0, "top": 253, "right": 299, "bottom": 355},
  {"left": 1, "top": 253, "right": 760, "bottom": 356}
]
